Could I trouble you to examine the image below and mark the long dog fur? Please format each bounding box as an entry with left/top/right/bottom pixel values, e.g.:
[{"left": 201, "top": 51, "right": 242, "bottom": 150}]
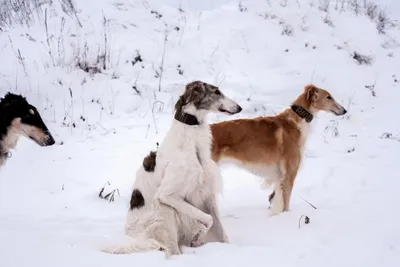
[
  {"left": 0, "top": 93, "right": 55, "bottom": 168},
  {"left": 101, "top": 81, "right": 242, "bottom": 257}
]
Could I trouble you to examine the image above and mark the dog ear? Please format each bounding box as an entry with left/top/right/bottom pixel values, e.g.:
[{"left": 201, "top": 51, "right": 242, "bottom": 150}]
[
  {"left": 174, "top": 82, "right": 203, "bottom": 111},
  {"left": 304, "top": 84, "right": 319, "bottom": 102},
  {"left": 185, "top": 82, "right": 204, "bottom": 106},
  {"left": 174, "top": 95, "right": 185, "bottom": 111}
]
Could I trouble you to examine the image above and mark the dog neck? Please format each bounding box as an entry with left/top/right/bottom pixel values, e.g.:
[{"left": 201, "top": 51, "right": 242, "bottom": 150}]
[
  {"left": 165, "top": 111, "right": 212, "bottom": 165},
  {"left": 288, "top": 93, "right": 315, "bottom": 124},
  {"left": 0, "top": 123, "right": 20, "bottom": 157},
  {"left": 290, "top": 104, "right": 313, "bottom": 123},
  {"left": 174, "top": 103, "right": 210, "bottom": 126},
  {"left": 174, "top": 111, "right": 200, "bottom": 126}
]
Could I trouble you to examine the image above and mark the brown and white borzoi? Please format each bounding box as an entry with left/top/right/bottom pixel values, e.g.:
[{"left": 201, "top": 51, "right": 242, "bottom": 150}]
[{"left": 211, "top": 84, "right": 347, "bottom": 215}]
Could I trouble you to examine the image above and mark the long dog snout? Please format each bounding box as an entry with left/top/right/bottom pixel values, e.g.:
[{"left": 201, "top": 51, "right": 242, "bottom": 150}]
[
  {"left": 44, "top": 131, "right": 56, "bottom": 146},
  {"left": 22, "top": 125, "right": 55, "bottom": 147},
  {"left": 332, "top": 101, "right": 347, "bottom": 116},
  {"left": 218, "top": 96, "right": 242, "bottom": 115}
]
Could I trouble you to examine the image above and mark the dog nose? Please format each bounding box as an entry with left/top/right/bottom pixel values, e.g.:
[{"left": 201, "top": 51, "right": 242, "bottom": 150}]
[
  {"left": 237, "top": 105, "right": 242, "bottom": 113},
  {"left": 342, "top": 108, "right": 347, "bottom": 115},
  {"left": 46, "top": 134, "right": 56, "bottom": 146}
]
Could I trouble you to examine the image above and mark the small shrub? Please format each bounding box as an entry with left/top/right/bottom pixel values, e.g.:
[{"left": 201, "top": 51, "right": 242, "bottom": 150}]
[
  {"left": 323, "top": 15, "right": 335, "bottom": 28},
  {"left": 365, "top": 1, "right": 378, "bottom": 20},
  {"left": 258, "top": 12, "right": 270, "bottom": 19},
  {"left": 318, "top": 0, "right": 330, "bottom": 12},
  {"left": 77, "top": 54, "right": 105, "bottom": 75},
  {"left": 132, "top": 50, "right": 143, "bottom": 66},
  {"left": 376, "top": 10, "right": 390, "bottom": 34},
  {"left": 281, "top": 24, "right": 293, "bottom": 36},
  {"left": 365, "top": 83, "right": 376, "bottom": 97},
  {"left": 349, "top": 0, "right": 362, "bottom": 15},
  {"left": 380, "top": 133, "right": 400, "bottom": 142},
  {"left": 238, "top": 2, "right": 247, "bottom": 12},
  {"left": 299, "top": 22, "right": 309, "bottom": 32},
  {"left": 177, "top": 64, "right": 184, "bottom": 75},
  {"left": 150, "top": 10, "right": 162, "bottom": 19},
  {"left": 324, "top": 120, "right": 340, "bottom": 137},
  {"left": 347, "top": 147, "right": 355, "bottom": 153},
  {"left": 352, "top": 51, "right": 373, "bottom": 65}
]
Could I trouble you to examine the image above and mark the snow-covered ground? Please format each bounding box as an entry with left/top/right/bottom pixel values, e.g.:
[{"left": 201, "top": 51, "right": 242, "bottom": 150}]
[{"left": 0, "top": 0, "right": 399, "bottom": 266}]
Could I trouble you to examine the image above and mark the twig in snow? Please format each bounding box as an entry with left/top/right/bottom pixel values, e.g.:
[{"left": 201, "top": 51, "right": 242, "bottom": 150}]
[
  {"left": 241, "top": 33, "right": 250, "bottom": 53},
  {"left": 197, "top": 12, "right": 202, "bottom": 31},
  {"left": 318, "top": 0, "right": 330, "bottom": 12},
  {"left": 380, "top": 132, "right": 400, "bottom": 142},
  {"left": 68, "top": 87, "right": 75, "bottom": 133},
  {"left": 57, "top": 17, "right": 66, "bottom": 66},
  {"left": 98, "top": 181, "right": 110, "bottom": 198},
  {"left": 298, "top": 215, "right": 310, "bottom": 229},
  {"left": 151, "top": 101, "right": 164, "bottom": 134},
  {"left": 58, "top": 0, "right": 82, "bottom": 27},
  {"left": 132, "top": 85, "right": 142, "bottom": 97},
  {"left": 44, "top": 8, "right": 55, "bottom": 67},
  {"left": 104, "top": 189, "right": 120, "bottom": 202},
  {"left": 365, "top": 80, "right": 377, "bottom": 97},
  {"left": 102, "top": 11, "right": 109, "bottom": 70},
  {"left": 8, "top": 36, "right": 28, "bottom": 76},
  {"left": 99, "top": 182, "right": 120, "bottom": 202},
  {"left": 145, "top": 124, "right": 150, "bottom": 138},
  {"left": 158, "top": 31, "right": 168, "bottom": 92},
  {"left": 281, "top": 24, "right": 294, "bottom": 36},
  {"left": 352, "top": 51, "right": 373, "bottom": 65},
  {"left": 301, "top": 197, "right": 317, "bottom": 209},
  {"left": 238, "top": 1, "right": 248, "bottom": 12}
]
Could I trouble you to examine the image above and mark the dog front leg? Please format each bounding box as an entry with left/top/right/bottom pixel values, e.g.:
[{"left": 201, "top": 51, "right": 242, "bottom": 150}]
[
  {"left": 203, "top": 196, "right": 229, "bottom": 243},
  {"left": 157, "top": 194, "right": 213, "bottom": 228}
]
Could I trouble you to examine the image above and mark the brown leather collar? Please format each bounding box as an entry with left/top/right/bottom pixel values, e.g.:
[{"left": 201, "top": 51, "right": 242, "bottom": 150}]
[
  {"left": 291, "top": 104, "right": 313, "bottom": 123},
  {"left": 174, "top": 112, "right": 200, "bottom": 126}
]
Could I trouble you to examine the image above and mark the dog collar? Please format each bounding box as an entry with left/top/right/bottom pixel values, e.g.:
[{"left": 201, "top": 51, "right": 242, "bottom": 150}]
[
  {"left": 174, "top": 112, "right": 200, "bottom": 126},
  {"left": 291, "top": 104, "right": 313, "bottom": 123}
]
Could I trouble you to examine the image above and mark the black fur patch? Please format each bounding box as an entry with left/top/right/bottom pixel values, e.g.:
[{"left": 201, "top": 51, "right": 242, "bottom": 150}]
[
  {"left": 143, "top": 151, "right": 157, "bottom": 172},
  {"left": 269, "top": 191, "right": 275, "bottom": 203},
  {"left": 130, "top": 189, "right": 145, "bottom": 209},
  {"left": 0, "top": 92, "right": 55, "bottom": 149}
]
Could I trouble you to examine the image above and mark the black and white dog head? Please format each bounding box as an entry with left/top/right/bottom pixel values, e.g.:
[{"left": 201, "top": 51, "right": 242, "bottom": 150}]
[
  {"left": 0, "top": 93, "right": 55, "bottom": 147},
  {"left": 175, "top": 81, "right": 242, "bottom": 119}
]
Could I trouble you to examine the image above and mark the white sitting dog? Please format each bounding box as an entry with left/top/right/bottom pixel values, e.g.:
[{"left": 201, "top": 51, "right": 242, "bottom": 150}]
[{"left": 102, "top": 81, "right": 242, "bottom": 257}]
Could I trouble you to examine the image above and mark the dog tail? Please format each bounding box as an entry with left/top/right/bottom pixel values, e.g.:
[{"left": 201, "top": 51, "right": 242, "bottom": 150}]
[{"left": 101, "top": 237, "right": 163, "bottom": 255}]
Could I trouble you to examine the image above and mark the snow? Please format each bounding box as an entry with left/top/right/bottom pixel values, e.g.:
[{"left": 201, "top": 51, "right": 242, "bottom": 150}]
[{"left": 0, "top": 0, "right": 400, "bottom": 266}]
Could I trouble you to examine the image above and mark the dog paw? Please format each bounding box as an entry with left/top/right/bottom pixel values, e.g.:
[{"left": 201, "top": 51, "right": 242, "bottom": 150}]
[
  {"left": 202, "top": 215, "right": 213, "bottom": 229},
  {"left": 268, "top": 207, "right": 284, "bottom": 216},
  {"left": 190, "top": 232, "right": 205, "bottom": 248},
  {"left": 220, "top": 234, "right": 229, "bottom": 244}
]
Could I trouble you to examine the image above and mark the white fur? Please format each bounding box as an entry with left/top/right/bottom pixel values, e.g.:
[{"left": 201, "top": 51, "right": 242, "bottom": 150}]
[{"left": 102, "top": 87, "right": 240, "bottom": 257}]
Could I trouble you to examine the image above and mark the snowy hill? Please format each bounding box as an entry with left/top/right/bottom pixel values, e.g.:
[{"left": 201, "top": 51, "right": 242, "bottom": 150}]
[{"left": 0, "top": 0, "right": 399, "bottom": 266}]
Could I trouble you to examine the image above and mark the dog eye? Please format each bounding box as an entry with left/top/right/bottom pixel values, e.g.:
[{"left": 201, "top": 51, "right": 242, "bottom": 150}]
[
  {"left": 327, "top": 96, "right": 332, "bottom": 100},
  {"left": 215, "top": 90, "right": 221, "bottom": 95},
  {"left": 29, "top": 109, "right": 35, "bottom": 115}
]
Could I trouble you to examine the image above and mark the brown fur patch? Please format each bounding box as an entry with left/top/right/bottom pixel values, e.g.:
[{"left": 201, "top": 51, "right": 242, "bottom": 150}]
[
  {"left": 143, "top": 151, "right": 157, "bottom": 172},
  {"left": 130, "top": 189, "right": 145, "bottom": 209}
]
